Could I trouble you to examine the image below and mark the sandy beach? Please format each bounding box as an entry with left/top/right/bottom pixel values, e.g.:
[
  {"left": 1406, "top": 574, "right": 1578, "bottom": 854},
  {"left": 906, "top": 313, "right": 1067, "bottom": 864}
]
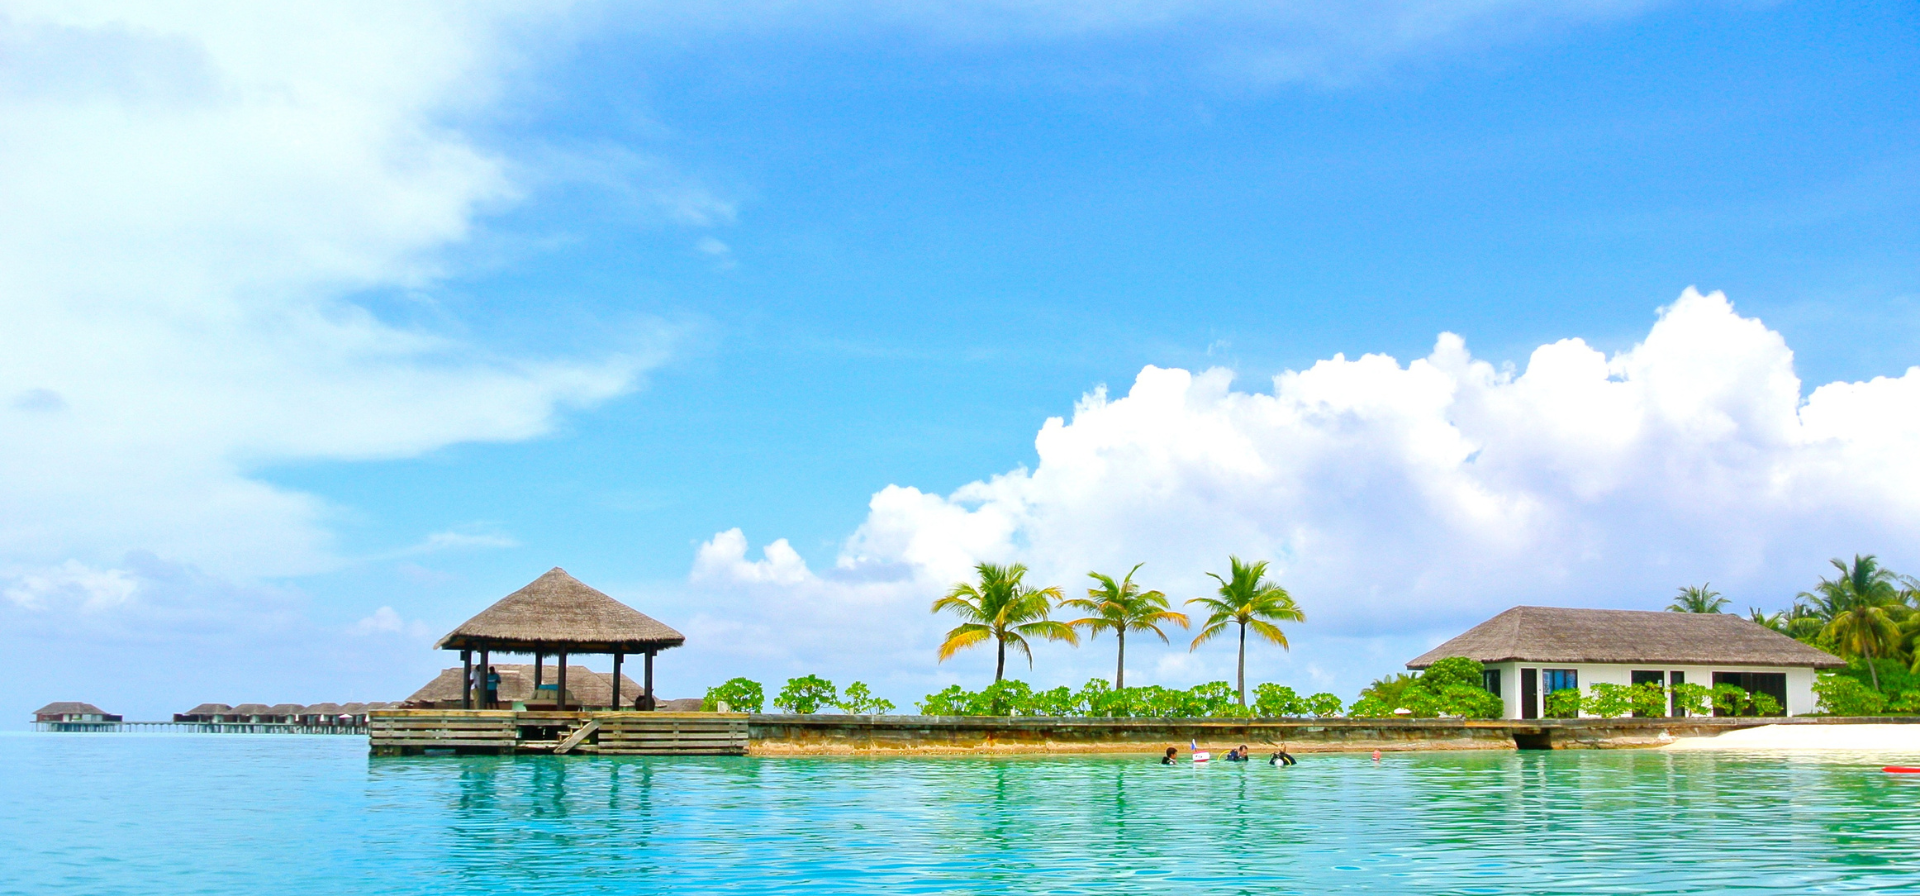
[{"left": 1664, "top": 724, "right": 1920, "bottom": 754}]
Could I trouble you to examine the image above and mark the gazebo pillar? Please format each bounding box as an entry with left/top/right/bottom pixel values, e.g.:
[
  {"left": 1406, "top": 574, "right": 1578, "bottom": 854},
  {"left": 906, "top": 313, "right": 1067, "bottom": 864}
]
[
  {"left": 461, "top": 649, "right": 473, "bottom": 710},
  {"left": 612, "top": 651, "right": 624, "bottom": 710},
  {"left": 644, "top": 649, "right": 655, "bottom": 711},
  {"left": 478, "top": 648, "right": 490, "bottom": 708},
  {"left": 557, "top": 649, "right": 568, "bottom": 712},
  {"left": 534, "top": 651, "right": 543, "bottom": 690}
]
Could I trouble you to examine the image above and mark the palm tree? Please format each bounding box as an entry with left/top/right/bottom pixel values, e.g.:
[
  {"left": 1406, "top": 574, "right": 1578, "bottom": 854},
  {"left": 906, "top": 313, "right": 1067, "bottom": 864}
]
[
  {"left": 1062, "top": 564, "right": 1189, "bottom": 689},
  {"left": 1187, "top": 556, "right": 1305, "bottom": 707},
  {"left": 1669, "top": 584, "right": 1728, "bottom": 614},
  {"left": 1748, "top": 607, "right": 1787, "bottom": 634},
  {"left": 932, "top": 562, "right": 1077, "bottom": 684},
  {"left": 1802, "top": 555, "right": 1906, "bottom": 691}
]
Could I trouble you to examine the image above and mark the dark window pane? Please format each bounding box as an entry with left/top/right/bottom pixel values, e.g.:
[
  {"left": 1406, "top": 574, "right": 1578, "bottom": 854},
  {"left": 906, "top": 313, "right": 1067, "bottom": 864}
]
[{"left": 1482, "top": 669, "right": 1502, "bottom": 698}]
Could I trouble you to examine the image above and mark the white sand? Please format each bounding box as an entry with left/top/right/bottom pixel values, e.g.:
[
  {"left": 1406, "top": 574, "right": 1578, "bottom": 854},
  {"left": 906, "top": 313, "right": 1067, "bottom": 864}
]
[{"left": 1663, "top": 724, "right": 1920, "bottom": 754}]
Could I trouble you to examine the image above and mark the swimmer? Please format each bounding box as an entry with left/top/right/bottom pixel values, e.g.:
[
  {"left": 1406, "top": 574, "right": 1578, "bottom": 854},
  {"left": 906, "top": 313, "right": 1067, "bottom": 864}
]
[
  {"left": 1225, "top": 744, "right": 1250, "bottom": 762},
  {"left": 1371, "top": 750, "right": 1382, "bottom": 763},
  {"left": 1161, "top": 747, "right": 1178, "bottom": 765},
  {"left": 1269, "top": 748, "right": 1296, "bottom": 766}
]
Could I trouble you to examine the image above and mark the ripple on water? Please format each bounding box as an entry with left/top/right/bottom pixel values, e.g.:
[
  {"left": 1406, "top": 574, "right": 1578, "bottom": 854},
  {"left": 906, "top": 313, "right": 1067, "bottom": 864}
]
[{"left": 4, "top": 735, "right": 1920, "bottom": 894}]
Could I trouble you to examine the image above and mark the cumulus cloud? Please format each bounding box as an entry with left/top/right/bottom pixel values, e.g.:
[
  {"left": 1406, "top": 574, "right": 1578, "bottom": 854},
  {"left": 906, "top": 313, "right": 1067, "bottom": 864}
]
[
  {"left": 350, "top": 605, "right": 435, "bottom": 640},
  {"left": 687, "top": 290, "right": 1920, "bottom": 698},
  {"left": 0, "top": 4, "right": 668, "bottom": 580}
]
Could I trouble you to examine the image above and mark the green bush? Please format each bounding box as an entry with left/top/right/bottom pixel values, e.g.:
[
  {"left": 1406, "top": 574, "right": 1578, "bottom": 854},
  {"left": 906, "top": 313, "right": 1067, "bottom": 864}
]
[
  {"left": 918, "top": 684, "right": 975, "bottom": 715},
  {"left": 701, "top": 677, "right": 765, "bottom": 713},
  {"left": 1628, "top": 682, "right": 1668, "bottom": 717},
  {"left": 773, "top": 675, "right": 838, "bottom": 714},
  {"left": 1419, "top": 657, "right": 1486, "bottom": 691},
  {"left": 1889, "top": 691, "right": 1920, "bottom": 713},
  {"left": 1669, "top": 682, "right": 1712, "bottom": 716},
  {"left": 1254, "top": 683, "right": 1305, "bottom": 717},
  {"left": 1544, "top": 688, "right": 1581, "bottom": 719},
  {"left": 1586, "top": 683, "right": 1631, "bottom": 719},
  {"left": 1814, "top": 674, "right": 1886, "bottom": 715},
  {"left": 833, "top": 681, "right": 894, "bottom": 715},
  {"left": 1710, "top": 684, "right": 1750, "bottom": 717},
  {"left": 1750, "top": 692, "right": 1782, "bottom": 716},
  {"left": 1346, "top": 695, "right": 1394, "bottom": 718},
  {"left": 1303, "top": 692, "right": 1345, "bottom": 718},
  {"left": 1030, "top": 685, "right": 1080, "bottom": 717}
]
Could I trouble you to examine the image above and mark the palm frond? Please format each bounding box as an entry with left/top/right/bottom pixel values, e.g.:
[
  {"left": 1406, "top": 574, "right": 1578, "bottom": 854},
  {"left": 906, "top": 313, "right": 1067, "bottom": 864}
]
[{"left": 935, "top": 624, "right": 992, "bottom": 661}]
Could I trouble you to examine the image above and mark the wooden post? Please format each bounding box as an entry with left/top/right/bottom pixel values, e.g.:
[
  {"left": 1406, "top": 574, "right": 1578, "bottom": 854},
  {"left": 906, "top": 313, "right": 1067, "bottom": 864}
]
[
  {"left": 534, "top": 651, "right": 543, "bottom": 690},
  {"left": 461, "top": 649, "right": 473, "bottom": 710},
  {"left": 478, "top": 648, "right": 490, "bottom": 709},
  {"left": 612, "top": 652, "right": 624, "bottom": 710},
  {"left": 644, "top": 649, "right": 655, "bottom": 711},
  {"left": 557, "top": 649, "right": 568, "bottom": 712}
]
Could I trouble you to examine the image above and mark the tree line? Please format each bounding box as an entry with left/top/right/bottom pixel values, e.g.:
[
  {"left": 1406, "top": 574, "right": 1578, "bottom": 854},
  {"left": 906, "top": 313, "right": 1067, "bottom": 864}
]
[
  {"left": 1669, "top": 554, "right": 1920, "bottom": 711},
  {"left": 931, "top": 556, "right": 1303, "bottom": 707}
]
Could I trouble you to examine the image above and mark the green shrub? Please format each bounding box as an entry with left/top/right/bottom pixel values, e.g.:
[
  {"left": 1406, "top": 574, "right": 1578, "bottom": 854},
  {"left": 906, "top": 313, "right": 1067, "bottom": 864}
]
[
  {"left": 1888, "top": 691, "right": 1920, "bottom": 714},
  {"left": 1186, "top": 681, "right": 1239, "bottom": 717},
  {"left": 833, "top": 681, "right": 894, "bottom": 715},
  {"left": 1253, "top": 684, "right": 1304, "bottom": 717},
  {"left": 1586, "top": 683, "right": 1631, "bottom": 719},
  {"left": 1419, "top": 657, "right": 1486, "bottom": 691},
  {"left": 1814, "top": 674, "right": 1886, "bottom": 716},
  {"left": 773, "top": 675, "right": 838, "bottom": 714},
  {"left": 1628, "top": 682, "right": 1668, "bottom": 717},
  {"left": 1030, "top": 685, "right": 1081, "bottom": 717},
  {"left": 1669, "top": 682, "right": 1712, "bottom": 716},
  {"left": 1304, "top": 692, "right": 1344, "bottom": 718},
  {"left": 1544, "top": 688, "right": 1581, "bottom": 718},
  {"left": 918, "top": 684, "right": 977, "bottom": 716},
  {"left": 978, "top": 679, "right": 1035, "bottom": 716},
  {"left": 701, "top": 677, "right": 765, "bottom": 713},
  {"left": 1750, "top": 692, "right": 1782, "bottom": 716},
  {"left": 1346, "top": 695, "right": 1394, "bottom": 718},
  {"left": 1710, "top": 684, "right": 1750, "bottom": 717}
]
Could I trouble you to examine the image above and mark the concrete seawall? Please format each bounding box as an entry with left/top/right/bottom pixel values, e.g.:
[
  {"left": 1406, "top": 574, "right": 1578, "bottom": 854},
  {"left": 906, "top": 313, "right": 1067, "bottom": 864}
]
[{"left": 745, "top": 714, "right": 1920, "bottom": 755}]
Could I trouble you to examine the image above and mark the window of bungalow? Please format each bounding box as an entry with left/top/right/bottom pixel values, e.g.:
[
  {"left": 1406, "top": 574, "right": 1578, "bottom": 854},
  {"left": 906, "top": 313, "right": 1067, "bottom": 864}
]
[{"left": 1542, "top": 669, "right": 1578, "bottom": 695}]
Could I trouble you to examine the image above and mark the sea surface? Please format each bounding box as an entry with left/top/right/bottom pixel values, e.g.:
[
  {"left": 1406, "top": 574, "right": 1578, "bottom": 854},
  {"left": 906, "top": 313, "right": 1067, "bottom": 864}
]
[{"left": 4, "top": 732, "right": 1919, "bottom": 894}]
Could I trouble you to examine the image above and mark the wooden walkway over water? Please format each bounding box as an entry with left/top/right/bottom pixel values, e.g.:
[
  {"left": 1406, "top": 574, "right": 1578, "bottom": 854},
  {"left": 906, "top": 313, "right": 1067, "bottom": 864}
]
[{"left": 368, "top": 709, "right": 748, "bottom": 756}]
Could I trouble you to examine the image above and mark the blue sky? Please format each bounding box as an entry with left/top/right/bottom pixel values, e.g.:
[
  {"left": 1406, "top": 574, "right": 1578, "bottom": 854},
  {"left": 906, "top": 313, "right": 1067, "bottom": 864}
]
[{"left": 3, "top": 1, "right": 1918, "bottom": 721}]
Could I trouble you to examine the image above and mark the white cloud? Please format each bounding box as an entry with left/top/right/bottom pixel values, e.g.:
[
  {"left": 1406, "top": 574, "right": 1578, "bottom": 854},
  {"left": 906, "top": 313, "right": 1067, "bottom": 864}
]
[
  {"left": 687, "top": 290, "right": 1920, "bottom": 699},
  {"left": 0, "top": 4, "right": 666, "bottom": 580},
  {"left": 350, "top": 605, "right": 434, "bottom": 640},
  {"left": 3, "top": 560, "right": 138, "bottom": 612}
]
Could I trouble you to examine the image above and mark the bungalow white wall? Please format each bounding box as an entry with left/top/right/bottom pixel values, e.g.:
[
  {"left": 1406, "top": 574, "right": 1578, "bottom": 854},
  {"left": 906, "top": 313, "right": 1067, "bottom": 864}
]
[{"left": 1482, "top": 662, "right": 1819, "bottom": 719}]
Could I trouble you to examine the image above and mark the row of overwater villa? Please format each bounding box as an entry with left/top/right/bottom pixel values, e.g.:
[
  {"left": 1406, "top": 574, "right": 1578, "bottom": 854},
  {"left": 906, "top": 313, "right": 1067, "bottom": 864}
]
[{"left": 32, "top": 701, "right": 399, "bottom": 733}]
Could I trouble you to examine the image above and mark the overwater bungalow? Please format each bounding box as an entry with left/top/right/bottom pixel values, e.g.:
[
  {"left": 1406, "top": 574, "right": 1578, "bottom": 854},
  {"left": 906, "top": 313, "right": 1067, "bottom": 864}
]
[
  {"left": 301, "top": 703, "right": 345, "bottom": 726},
  {"left": 267, "top": 703, "right": 306, "bottom": 724},
  {"left": 231, "top": 703, "right": 273, "bottom": 723},
  {"left": 34, "top": 702, "right": 121, "bottom": 725},
  {"left": 174, "top": 703, "right": 234, "bottom": 723},
  {"left": 1409, "top": 606, "right": 1845, "bottom": 718}
]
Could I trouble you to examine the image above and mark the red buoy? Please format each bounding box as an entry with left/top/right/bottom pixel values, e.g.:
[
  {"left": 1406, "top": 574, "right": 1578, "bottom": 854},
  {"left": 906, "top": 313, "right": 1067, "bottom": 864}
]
[{"left": 1882, "top": 766, "right": 1920, "bottom": 774}]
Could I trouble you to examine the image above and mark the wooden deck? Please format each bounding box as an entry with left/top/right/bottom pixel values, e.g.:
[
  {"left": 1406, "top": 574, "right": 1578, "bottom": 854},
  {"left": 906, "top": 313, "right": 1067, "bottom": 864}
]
[{"left": 368, "top": 709, "right": 748, "bottom": 756}]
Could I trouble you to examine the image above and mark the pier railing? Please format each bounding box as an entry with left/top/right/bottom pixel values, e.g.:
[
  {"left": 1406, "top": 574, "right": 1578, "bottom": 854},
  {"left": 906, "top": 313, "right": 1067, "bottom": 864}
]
[{"left": 369, "top": 709, "right": 749, "bottom": 756}]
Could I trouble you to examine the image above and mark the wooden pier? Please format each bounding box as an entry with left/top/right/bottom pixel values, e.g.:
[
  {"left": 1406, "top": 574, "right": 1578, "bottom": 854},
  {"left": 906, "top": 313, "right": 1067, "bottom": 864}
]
[{"left": 368, "top": 709, "right": 748, "bottom": 756}]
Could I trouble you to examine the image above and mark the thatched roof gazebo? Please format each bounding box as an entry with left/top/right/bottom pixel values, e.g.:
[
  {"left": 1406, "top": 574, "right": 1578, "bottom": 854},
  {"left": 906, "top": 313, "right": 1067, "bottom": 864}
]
[{"left": 434, "top": 567, "right": 686, "bottom": 711}]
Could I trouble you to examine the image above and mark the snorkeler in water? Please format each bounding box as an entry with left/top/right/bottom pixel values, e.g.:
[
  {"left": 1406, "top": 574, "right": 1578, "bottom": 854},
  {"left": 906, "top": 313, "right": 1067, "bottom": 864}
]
[
  {"left": 1161, "top": 747, "right": 1178, "bottom": 765},
  {"left": 1269, "top": 748, "right": 1297, "bottom": 766}
]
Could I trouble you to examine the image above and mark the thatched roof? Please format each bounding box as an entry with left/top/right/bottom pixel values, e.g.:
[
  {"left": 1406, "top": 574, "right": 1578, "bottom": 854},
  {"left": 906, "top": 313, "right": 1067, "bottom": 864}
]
[
  {"left": 34, "top": 702, "right": 106, "bottom": 716},
  {"left": 435, "top": 567, "right": 685, "bottom": 653},
  {"left": 183, "top": 703, "right": 232, "bottom": 715},
  {"left": 268, "top": 703, "right": 305, "bottom": 715},
  {"left": 339, "top": 702, "right": 367, "bottom": 714},
  {"left": 1408, "top": 606, "right": 1846, "bottom": 670},
  {"left": 403, "top": 663, "right": 646, "bottom": 708},
  {"left": 304, "top": 702, "right": 343, "bottom": 715},
  {"left": 232, "top": 703, "right": 272, "bottom": 715}
]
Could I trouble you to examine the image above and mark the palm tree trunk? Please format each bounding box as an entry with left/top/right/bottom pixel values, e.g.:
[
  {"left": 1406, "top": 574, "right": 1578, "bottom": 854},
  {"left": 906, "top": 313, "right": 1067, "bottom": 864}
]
[
  {"left": 1867, "top": 644, "right": 1880, "bottom": 692},
  {"left": 995, "top": 636, "right": 1006, "bottom": 684},
  {"left": 1116, "top": 630, "right": 1126, "bottom": 690},
  {"left": 1237, "top": 621, "right": 1247, "bottom": 706}
]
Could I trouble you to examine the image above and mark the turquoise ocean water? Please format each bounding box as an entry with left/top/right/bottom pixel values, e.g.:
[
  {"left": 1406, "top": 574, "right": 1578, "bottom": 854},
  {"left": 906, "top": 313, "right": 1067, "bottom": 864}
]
[{"left": 4, "top": 732, "right": 1919, "bottom": 894}]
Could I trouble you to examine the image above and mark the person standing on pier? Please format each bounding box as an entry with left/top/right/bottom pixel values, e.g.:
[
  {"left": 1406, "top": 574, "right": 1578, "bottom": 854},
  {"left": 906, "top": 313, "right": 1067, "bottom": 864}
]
[{"left": 485, "top": 667, "right": 500, "bottom": 709}]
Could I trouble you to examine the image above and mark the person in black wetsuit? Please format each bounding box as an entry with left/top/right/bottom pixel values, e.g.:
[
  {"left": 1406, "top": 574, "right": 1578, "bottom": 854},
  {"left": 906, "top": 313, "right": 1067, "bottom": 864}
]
[
  {"left": 1269, "top": 748, "right": 1297, "bottom": 766},
  {"left": 1225, "top": 745, "right": 1250, "bottom": 762},
  {"left": 1161, "top": 747, "right": 1178, "bottom": 765}
]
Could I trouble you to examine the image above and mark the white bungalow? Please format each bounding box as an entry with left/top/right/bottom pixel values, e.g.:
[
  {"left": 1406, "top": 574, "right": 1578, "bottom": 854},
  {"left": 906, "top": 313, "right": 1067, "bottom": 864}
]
[{"left": 1408, "top": 606, "right": 1846, "bottom": 718}]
